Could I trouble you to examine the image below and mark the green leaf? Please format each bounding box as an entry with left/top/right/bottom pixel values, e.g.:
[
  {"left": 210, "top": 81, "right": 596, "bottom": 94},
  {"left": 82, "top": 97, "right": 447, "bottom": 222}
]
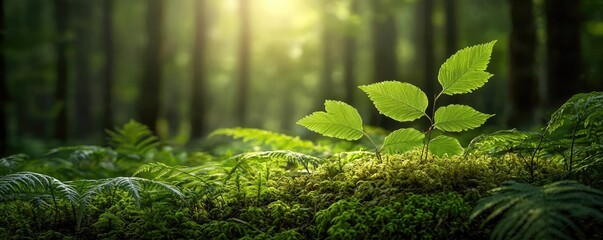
[
  {"left": 382, "top": 128, "right": 424, "bottom": 154},
  {"left": 429, "top": 135, "right": 463, "bottom": 157},
  {"left": 434, "top": 104, "right": 494, "bottom": 132},
  {"left": 297, "top": 100, "right": 364, "bottom": 141},
  {"left": 438, "top": 41, "right": 496, "bottom": 95},
  {"left": 359, "top": 81, "right": 428, "bottom": 122}
]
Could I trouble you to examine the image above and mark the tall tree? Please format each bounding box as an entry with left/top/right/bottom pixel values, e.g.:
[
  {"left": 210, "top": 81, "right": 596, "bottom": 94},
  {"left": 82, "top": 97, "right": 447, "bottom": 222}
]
[
  {"left": 444, "top": 0, "right": 457, "bottom": 58},
  {"left": 236, "top": 0, "right": 251, "bottom": 126},
  {"left": 190, "top": 0, "right": 208, "bottom": 138},
  {"left": 370, "top": 0, "right": 399, "bottom": 128},
  {"left": 0, "top": 0, "right": 7, "bottom": 153},
  {"left": 418, "top": 0, "right": 435, "bottom": 106},
  {"left": 343, "top": 0, "right": 359, "bottom": 104},
  {"left": 508, "top": 0, "right": 538, "bottom": 128},
  {"left": 138, "top": 0, "right": 164, "bottom": 132},
  {"left": 102, "top": 0, "right": 114, "bottom": 131},
  {"left": 73, "top": 0, "right": 93, "bottom": 138},
  {"left": 320, "top": 0, "right": 335, "bottom": 105},
  {"left": 545, "top": 0, "right": 583, "bottom": 109},
  {"left": 53, "top": 0, "right": 69, "bottom": 141}
]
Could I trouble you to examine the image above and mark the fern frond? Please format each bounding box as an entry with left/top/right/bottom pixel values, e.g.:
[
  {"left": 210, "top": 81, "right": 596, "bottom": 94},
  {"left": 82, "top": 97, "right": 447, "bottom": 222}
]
[
  {"left": 547, "top": 92, "right": 603, "bottom": 134},
  {"left": 225, "top": 150, "right": 321, "bottom": 177},
  {"left": 0, "top": 172, "right": 79, "bottom": 205},
  {"left": 0, "top": 154, "right": 28, "bottom": 175},
  {"left": 45, "top": 145, "right": 117, "bottom": 163},
  {"left": 466, "top": 129, "right": 540, "bottom": 156},
  {"left": 81, "top": 177, "right": 184, "bottom": 206},
  {"left": 471, "top": 181, "right": 603, "bottom": 240},
  {"left": 209, "top": 127, "right": 324, "bottom": 152},
  {"left": 133, "top": 162, "right": 216, "bottom": 188},
  {"left": 106, "top": 120, "right": 160, "bottom": 158}
]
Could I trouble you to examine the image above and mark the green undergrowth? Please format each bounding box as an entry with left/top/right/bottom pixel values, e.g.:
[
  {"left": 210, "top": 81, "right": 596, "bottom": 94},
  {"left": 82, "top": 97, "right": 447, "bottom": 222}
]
[
  {"left": 3, "top": 94, "right": 603, "bottom": 239},
  {"left": 0, "top": 148, "right": 566, "bottom": 240},
  {"left": 2, "top": 41, "right": 603, "bottom": 239}
]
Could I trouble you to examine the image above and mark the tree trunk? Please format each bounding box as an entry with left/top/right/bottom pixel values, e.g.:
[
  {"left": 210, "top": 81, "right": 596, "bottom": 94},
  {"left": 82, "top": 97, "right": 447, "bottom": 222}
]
[
  {"left": 138, "top": 0, "right": 164, "bottom": 132},
  {"left": 343, "top": 0, "right": 358, "bottom": 105},
  {"left": 190, "top": 0, "right": 208, "bottom": 139},
  {"left": 73, "top": 1, "right": 93, "bottom": 138},
  {"left": 320, "top": 0, "right": 335, "bottom": 107},
  {"left": 54, "top": 0, "right": 69, "bottom": 141},
  {"left": 508, "top": 0, "right": 539, "bottom": 129},
  {"left": 444, "top": 0, "right": 458, "bottom": 58},
  {"left": 236, "top": 0, "right": 251, "bottom": 126},
  {"left": 0, "top": 0, "right": 7, "bottom": 153},
  {"left": 102, "top": 0, "right": 114, "bottom": 131},
  {"left": 419, "top": 0, "right": 435, "bottom": 106},
  {"left": 545, "top": 0, "right": 583, "bottom": 109},
  {"left": 371, "top": 0, "right": 399, "bottom": 129}
]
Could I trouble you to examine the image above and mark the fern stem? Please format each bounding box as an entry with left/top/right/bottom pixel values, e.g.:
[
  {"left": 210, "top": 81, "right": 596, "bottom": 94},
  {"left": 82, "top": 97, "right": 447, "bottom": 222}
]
[{"left": 48, "top": 186, "right": 59, "bottom": 224}]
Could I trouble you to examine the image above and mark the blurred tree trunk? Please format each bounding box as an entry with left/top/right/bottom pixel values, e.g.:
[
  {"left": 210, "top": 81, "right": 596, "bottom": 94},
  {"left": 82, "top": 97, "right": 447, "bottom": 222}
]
[
  {"left": 73, "top": 1, "right": 93, "bottom": 138},
  {"left": 138, "top": 0, "right": 164, "bottom": 132},
  {"left": 236, "top": 0, "right": 251, "bottom": 126},
  {"left": 343, "top": 0, "right": 358, "bottom": 104},
  {"left": 54, "top": 0, "right": 69, "bottom": 141},
  {"left": 418, "top": 0, "right": 435, "bottom": 106},
  {"left": 444, "top": 0, "right": 457, "bottom": 58},
  {"left": 102, "top": 0, "right": 114, "bottom": 131},
  {"left": 190, "top": 0, "right": 208, "bottom": 138},
  {"left": 371, "top": 0, "right": 398, "bottom": 129},
  {"left": 320, "top": 0, "right": 334, "bottom": 105},
  {"left": 0, "top": 0, "right": 7, "bottom": 153},
  {"left": 508, "top": 0, "right": 538, "bottom": 128},
  {"left": 545, "top": 0, "right": 583, "bottom": 109}
]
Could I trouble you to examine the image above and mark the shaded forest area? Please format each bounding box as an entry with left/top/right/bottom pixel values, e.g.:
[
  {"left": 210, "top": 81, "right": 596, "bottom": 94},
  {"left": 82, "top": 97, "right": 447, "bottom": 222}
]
[{"left": 1, "top": 0, "right": 603, "bottom": 155}]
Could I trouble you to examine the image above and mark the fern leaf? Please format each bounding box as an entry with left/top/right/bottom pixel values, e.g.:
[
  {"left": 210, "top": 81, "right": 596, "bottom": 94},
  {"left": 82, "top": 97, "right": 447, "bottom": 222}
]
[
  {"left": 547, "top": 92, "right": 603, "bottom": 133},
  {"left": 133, "top": 162, "right": 215, "bottom": 188},
  {"left": 359, "top": 81, "right": 428, "bottom": 122},
  {"left": 225, "top": 150, "right": 321, "bottom": 178},
  {"left": 438, "top": 41, "right": 496, "bottom": 95},
  {"left": 81, "top": 177, "right": 183, "bottom": 206},
  {"left": 0, "top": 172, "right": 79, "bottom": 205},
  {"left": 245, "top": 150, "right": 321, "bottom": 169},
  {"left": 466, "top": 129, "right": 540, "bottom": 155},
  {"left": 382, "top": 128, "right": 424, "bottom": 154},
  {"left": 434, "top": 105, "right": 493, "bottom": 132},
  {"left": 209, "top": 127, "right": 322, "bottom": 152},
  {"left": 471, "top": 181, "right": 603, "bottom": 240},
  {"left": 429, "top": 135, "right": 463, "bottom": 157},
  {"left": 0, "top": 154, "right": 28, "bottom": 175},
  {"left": 45, "top": 145, "right": 116, "bottom": 163},
  {"left": 297, "top": 100, "right": 364, "bottom": 141},
  {"left": 106, "top": 119, "right": 159, "bottom": 157}
]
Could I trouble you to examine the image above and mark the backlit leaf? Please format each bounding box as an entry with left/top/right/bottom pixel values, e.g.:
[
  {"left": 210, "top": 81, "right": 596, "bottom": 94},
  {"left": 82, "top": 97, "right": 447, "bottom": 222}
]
[
  {"left": 434, "top": 104, "right": 494, "bottom": 132},
  {"left": 438, "top": 41, "right": 496, "bottom": 95},
  {"left": 382, "top": 128, "right": 424, "bottom": 154},
  {"left": 429, "top": 135, "right": 463, "bottom": 157},
  {"left": 359, "top": 81, "right": 428, "bottom": 122},
  {"left": 297, "top": 100, "right": 364, "bottom": 141}
]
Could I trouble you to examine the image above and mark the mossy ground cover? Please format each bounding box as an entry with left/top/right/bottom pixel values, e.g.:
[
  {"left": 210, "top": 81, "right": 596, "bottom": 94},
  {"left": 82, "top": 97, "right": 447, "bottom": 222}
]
[{"left": 0, "top": 146, "right": 569, "bottom": 239}]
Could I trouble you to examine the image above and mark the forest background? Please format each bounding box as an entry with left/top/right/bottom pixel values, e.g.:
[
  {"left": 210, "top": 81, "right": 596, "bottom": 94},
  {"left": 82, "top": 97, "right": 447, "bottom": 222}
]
[{"left": 1, "top": 0, "right": 602, "bottom": 155}]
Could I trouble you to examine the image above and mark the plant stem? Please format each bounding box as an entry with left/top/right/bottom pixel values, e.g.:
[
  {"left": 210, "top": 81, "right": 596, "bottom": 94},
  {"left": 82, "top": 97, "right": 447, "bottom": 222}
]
[
  {"left": 363, "top": 132, "right": 382, "bottom": 162},
  {"left": 421, "top": 92, "right": 441, "bottom": 162},
  {"left": 422, "top": 126, "right": 435, "bottom": 162}
]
